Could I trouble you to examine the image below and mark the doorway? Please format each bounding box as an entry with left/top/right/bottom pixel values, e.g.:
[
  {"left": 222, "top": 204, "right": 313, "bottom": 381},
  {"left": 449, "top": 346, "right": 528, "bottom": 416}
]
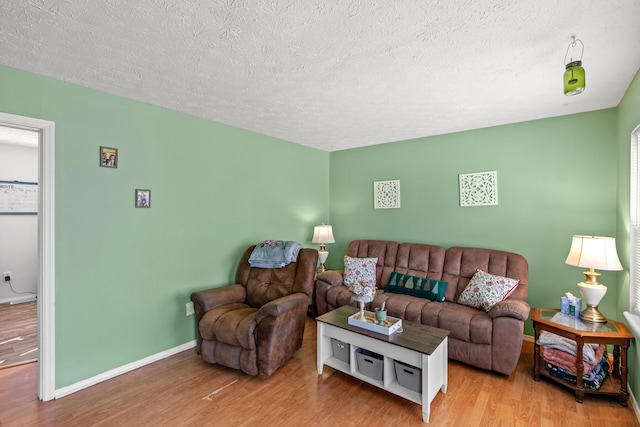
[
  {"left": 0, "top": 126, "right": 39, "bottom": 369},
  {"left": 0, "top": 112, "right": 55, "bottom": 401}
]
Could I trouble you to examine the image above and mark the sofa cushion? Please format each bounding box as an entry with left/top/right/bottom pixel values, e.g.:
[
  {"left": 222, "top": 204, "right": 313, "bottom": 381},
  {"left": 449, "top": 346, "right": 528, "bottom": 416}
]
[
  {"left": 199, "top": 304, "right": 258, "bottom": 349},
  {"left": 343, "top": 256, "right": 378, "bottom": 286},
  {"left": 385, "top": 272, "right": 448, "bottom": 302},
  {"left": 438, "top": 301, "right": 493, "bottom": 345},
  {"left": 457, "top": 269, "right": 520, "bottom": 312},
  {"left": 379, "top": 292, "right": 433, "bottom": 323}
]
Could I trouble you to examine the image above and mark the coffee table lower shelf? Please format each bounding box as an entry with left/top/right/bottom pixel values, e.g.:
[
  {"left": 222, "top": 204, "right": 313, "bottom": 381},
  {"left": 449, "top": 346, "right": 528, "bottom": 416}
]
[{"left": 317, "top": 307, "right": 448, "bottom": 423}]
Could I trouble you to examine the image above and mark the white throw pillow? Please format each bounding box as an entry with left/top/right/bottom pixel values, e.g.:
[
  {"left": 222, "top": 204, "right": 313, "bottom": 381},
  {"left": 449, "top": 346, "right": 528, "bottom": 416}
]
[
  {"left": 343, "top": 256, "right": 378, "bottom": 286},
  {"left": 457, "top": 269, "right": 520, "bottom": 312}
]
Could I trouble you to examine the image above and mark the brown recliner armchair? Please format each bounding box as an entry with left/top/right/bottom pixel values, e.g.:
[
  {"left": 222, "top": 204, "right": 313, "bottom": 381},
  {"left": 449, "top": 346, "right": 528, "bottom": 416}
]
[{"left": 191, "top": 245, "right": 318, "bottom": 376}]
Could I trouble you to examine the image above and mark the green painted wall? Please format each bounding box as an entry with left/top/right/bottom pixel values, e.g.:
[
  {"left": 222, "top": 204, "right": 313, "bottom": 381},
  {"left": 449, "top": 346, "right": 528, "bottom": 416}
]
[
  {"left": 0, "top": 65, "right": 330, "bottom": 388},
  {"left": 616, "top": 69, "right": 640, "bottom": 398},
  {"left": 1, "top": 60, "right": 637, "bottom": 396},
  {"left": 329, "top": 109, "right": 619, "bottom": 336}
]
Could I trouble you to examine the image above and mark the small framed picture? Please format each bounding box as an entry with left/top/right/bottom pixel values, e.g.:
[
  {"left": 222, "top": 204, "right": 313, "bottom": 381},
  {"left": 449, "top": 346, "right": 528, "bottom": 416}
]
[
  {"left": 135, "top": 189, "right": 151, "bottom": 208},
  {"left": 100, "top": 146, "right": 118, "bottom": 168}
]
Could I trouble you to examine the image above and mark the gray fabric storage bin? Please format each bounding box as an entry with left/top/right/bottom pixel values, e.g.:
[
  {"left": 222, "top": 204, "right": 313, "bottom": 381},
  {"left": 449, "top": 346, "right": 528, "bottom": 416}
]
[
  {"left": 394, "top": 360, "right": 422, "bottom": 393},
  {"left": 331, "top": 338, "right": 350, "bottom": 363},
  {"left": 356, "top": 348, "right": 383, "bottom": 381}
]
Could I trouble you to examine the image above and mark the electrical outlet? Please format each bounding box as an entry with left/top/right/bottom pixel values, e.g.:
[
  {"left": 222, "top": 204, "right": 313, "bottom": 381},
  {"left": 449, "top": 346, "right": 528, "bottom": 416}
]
[
  {"left": 186, "top": 301, "right": 195, "bottom": 316},
  {"left": 3, "top": 272, "right": 10, "bottom": 282}
]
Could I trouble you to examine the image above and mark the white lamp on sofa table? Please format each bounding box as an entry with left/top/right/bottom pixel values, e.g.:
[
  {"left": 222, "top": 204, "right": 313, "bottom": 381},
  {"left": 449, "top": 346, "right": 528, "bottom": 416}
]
[
  {"left": 311, "top": 224, "right": 335, "bottom": 274},
  {"left": 564, "top": 235, "right": 622, "bottom": 323}
]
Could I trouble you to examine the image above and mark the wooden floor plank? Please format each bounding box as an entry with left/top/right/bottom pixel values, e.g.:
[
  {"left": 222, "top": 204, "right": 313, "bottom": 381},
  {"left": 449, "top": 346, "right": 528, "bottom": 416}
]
[
  {"left": 0, "top": 301, "right": 37, "bottom": 369},
  {"left": 0, "top": 315, "right": 637, "bottom": 426}
]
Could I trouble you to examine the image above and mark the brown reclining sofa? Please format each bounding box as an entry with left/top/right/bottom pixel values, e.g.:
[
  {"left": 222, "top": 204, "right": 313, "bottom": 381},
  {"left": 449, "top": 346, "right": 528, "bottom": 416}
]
[{"left": 314, "top": 240, "right": 529, "bottom": 375}]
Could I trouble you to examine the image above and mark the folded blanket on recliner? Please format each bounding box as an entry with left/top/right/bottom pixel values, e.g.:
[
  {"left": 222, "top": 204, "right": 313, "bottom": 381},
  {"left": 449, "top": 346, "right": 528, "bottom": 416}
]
[{"left": 248, "top": 240, "right": 302, "bottom": 268}]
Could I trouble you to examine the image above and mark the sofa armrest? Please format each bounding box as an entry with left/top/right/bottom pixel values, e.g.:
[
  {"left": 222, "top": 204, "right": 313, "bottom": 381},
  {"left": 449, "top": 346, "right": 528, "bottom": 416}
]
[
  {"left": 191, "top": 284, "right": 246, "bottom": 317},
  {"left": 255, "top": 293, "right": 309, "bottom": 375},
  {"left": 314, "top": 270, "right": 345, "bottom": 315},
  {"left": 488, "top": 299, "right": 530, "bottom": 321},
  {"left": 316, "top": 269, "right": 344, "bottom": 287},
  {"left": 256, "top": 293, "right": 308, "bottom": 323}
]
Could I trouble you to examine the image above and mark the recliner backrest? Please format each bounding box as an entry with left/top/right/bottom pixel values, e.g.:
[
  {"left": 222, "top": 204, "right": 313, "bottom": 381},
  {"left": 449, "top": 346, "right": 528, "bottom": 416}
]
[{"left": 236, "top": 245, "right": 318, "bottom": 308}]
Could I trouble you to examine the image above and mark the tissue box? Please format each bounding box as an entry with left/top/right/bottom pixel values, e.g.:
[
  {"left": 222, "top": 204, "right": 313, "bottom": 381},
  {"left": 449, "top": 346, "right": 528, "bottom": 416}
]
[{"left": 561, "top": 296, "right": 581, "bottom": 318}]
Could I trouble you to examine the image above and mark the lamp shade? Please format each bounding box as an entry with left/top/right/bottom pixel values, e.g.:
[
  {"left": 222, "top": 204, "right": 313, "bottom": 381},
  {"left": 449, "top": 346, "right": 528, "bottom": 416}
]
[
  {"left": 311, "top": 224, "right": 335, "bottom": 244},
  {"left": 565, "top": 235, "right": 622, "bottom": 271}
]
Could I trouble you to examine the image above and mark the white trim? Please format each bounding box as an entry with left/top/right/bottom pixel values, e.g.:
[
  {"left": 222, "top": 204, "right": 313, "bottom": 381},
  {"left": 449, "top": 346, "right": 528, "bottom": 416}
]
[
  {"left": 627, "top": 379, "right": 640, "bottom": 425},
  {"left": 39, "top": 120, "right": 55, "bottom": 401},
  {"left": 0, "top": 112, "right": 55, "bottom": 401},
  {"left": 8, "top": 295, "right": 37, "bottom": 305},
  {"left": 0, "top": 294, "right": 37, "bottom": 304},
  {"left": 624, "top": 311, "right": 640, "bottom": 339},
  {"left": 631, "top": 125, "right": 640, "bottom": 316},
  {"left": 55, "top": 340, "right": 197, "bottom": 398}
]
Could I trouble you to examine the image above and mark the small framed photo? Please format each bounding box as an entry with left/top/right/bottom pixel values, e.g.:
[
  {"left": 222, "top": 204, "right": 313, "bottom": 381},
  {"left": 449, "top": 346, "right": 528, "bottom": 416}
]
[
  {"left": 135, "top": 189, "right": 151, "bottom": 208},
  {"left": 100, "top": 146, "right": 118, "bottom": 168}
]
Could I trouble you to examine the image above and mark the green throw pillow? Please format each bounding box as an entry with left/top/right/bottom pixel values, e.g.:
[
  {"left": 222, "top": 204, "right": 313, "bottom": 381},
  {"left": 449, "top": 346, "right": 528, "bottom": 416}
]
[{"left": 385, "top": 272, "right": 448, "bottom": 302}]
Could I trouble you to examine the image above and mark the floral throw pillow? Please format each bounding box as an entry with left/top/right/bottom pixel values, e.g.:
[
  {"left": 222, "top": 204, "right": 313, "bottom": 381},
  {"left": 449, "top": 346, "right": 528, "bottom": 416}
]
[
  {"left": 457, "top": 269, "right": 520, "bottom": 312},
  {"left": 343, "top": 256, "right": 378, "bottom": 286}
]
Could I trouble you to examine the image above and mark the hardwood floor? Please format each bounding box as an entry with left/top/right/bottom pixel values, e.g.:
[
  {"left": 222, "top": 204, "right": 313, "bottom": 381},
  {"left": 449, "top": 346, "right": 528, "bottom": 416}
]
[
  {"left": 0, "top": 300, "right": 37, "bottom": 369},
  {"left": 0, "top": 316, "right": 638, "bottom": 426}
]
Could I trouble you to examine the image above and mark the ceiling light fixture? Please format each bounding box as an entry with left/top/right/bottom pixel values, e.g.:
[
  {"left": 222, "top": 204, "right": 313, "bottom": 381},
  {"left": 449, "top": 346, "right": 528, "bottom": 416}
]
[{"left": 564, "top": 36, "right": 585, "bottom": 96}]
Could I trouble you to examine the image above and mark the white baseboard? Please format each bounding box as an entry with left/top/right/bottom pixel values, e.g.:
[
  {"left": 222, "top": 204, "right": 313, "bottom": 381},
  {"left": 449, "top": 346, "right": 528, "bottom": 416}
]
[
  {"left": 55, "top": 339, "right": 197, "bottom": 399},
  {"left": 628, "top": 385, "right": 640, "bottom": 424},
  {"left": 0, "top": 294, "right": 37, "bottom": 305}
]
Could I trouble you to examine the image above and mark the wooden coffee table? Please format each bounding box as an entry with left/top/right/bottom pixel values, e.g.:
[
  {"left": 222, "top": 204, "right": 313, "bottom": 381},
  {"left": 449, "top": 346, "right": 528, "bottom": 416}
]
[{"left": 316, "top": 305, "right": 449, "bottom": 423}]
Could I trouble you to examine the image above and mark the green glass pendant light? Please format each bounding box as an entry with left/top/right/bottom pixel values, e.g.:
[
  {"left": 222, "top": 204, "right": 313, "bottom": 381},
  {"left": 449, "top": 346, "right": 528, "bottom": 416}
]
[{"left": 564, "top": 36, "right": 585, "bottom": 96}]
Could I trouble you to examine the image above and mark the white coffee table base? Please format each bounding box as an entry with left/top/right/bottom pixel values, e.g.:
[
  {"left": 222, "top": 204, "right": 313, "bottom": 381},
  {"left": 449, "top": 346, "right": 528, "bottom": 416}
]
[{"left": 317, "top": 321, "right": 448, "bottom": 423}]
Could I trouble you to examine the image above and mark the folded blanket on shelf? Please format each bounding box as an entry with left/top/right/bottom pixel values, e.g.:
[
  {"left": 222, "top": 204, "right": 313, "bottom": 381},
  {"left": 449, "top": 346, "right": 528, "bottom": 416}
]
[
  {"left": 536, "top": 331, "right": 599, "bottom": 364},
  {"left": 547, "top": 355, "right": 609, "bottom": 390},
  {"left": 541, "top": 344, "right": 606, "bottom": 375},
  {"left": 248, "top": 240, "right": 302, "bottom": 268}
]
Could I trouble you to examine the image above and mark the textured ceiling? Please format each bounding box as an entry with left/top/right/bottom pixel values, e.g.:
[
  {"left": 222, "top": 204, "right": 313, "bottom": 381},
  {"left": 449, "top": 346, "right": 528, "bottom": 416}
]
[{"left": 1, "top": 1, "right": 639, "bottom": 151}]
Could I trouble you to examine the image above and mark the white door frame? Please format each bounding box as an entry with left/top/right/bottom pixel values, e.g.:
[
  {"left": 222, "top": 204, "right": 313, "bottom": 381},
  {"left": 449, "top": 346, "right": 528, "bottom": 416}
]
[{"left": 0, "top": 112, "right": 55, "bottom": 401}]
